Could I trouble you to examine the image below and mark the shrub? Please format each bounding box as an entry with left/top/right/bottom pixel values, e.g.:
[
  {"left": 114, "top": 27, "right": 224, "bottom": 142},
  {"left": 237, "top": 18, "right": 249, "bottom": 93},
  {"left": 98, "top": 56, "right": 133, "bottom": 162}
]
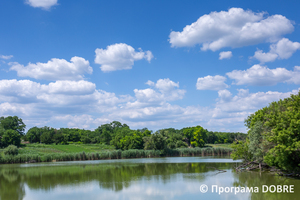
[{"left": 4, "top": 145, "right": 19, "bottom": 156}]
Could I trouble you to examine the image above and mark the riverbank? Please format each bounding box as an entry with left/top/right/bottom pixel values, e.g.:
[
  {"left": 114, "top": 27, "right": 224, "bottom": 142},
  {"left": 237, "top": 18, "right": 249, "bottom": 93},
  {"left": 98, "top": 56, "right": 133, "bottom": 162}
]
[{"left": 0, "top": 146, "right": 232, "bottom": 164}]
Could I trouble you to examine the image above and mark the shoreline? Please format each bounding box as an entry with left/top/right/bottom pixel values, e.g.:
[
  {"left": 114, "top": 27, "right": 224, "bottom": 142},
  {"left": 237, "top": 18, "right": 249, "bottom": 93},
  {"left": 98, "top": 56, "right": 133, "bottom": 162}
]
[{"left": 0, "top": 147, "right": 232, "bottom": 165}]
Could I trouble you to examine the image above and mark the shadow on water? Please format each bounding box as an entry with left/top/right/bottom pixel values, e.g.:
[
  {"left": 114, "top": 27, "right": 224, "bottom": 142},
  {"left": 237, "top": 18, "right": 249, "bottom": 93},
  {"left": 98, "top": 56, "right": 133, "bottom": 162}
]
[{"left": 233, "top": 170, "right": 299, "bottom": 200}]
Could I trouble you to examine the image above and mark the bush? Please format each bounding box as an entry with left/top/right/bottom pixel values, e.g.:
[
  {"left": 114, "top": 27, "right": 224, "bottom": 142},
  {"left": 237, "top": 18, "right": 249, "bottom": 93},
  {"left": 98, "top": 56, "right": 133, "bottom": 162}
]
[
  {"left": 4, "top": 145, "right": 19, "bottom": 156},
  {"left": 1, "top": 130, "right": 21, "bottom": 147}
]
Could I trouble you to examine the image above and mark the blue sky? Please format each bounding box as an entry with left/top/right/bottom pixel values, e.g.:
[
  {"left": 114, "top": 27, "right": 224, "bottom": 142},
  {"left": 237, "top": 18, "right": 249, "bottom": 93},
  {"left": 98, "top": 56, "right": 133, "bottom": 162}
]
[{"left": 0, "top": 0, "right": 300, "bottom": 132}]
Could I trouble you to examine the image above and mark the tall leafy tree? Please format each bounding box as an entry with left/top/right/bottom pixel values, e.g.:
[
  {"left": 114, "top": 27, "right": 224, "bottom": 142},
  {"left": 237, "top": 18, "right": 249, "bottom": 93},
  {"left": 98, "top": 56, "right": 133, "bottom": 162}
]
[
  {"left": 40, "top": 127, "right": 55, "bottom": 144},
  {"left": 1, "top": 130, "right": 21, "bottom": 147},
  {"left": 248, "top": 121, "right": 265, "bottom": 163},
  {"left": 190, "top": 126, "right": 207, "bottom": 147},
  {"left": 26, "top": 127, "right": 42, "bottom": 143},
  {"left": 143, "top": 133, "right": 166, "bottom": 150},
  {"left": 0, "top": 116, "right": 26, "bottom": 135},
  {"left": 182, "top": 127, "right": 194, "bottom": 146}
]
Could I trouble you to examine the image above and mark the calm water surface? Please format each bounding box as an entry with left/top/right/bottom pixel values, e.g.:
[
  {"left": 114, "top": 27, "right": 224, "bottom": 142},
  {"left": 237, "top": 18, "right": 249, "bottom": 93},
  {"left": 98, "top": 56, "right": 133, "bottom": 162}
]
[{"left": 0, "top": 156, "right": 299, "bottom": 200}]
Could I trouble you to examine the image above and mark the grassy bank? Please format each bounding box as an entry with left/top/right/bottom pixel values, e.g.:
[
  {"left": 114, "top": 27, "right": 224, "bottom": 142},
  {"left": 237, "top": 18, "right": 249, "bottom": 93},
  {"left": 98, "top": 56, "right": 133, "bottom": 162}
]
[
  {"left": 0, "top": 145, "right": 232, "bottom": 164},
  {"left": 206, "top": 143, "right": 232, "bottom": 149},
  {"left": 17, "top": 143, "right": 116, "bottom": 155}
]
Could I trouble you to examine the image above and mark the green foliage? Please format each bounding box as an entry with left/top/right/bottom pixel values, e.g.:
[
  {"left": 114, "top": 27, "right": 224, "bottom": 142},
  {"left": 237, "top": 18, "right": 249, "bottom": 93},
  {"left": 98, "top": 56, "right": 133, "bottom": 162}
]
[
  {"left": 163, "top": 130, "right": 187, "bottom": 149},
  {"left": 53, "top": 133, "right": 69, "bottom": 145},
  {"left": 4, "top": 145, "right": 18, "bottom": 156},
  {"left": 0, "top": 116, "right": 25, "bottom": 147},
  {"left": 231, "top": 139, "right": 252, "bottom": 162},
  {"left": 233, "top": 91, "right": 300, "bottom": 173},
  {"left": 41, "top": 131, "right": 53, "bottom": 144},
  {"left": 181, "top": 126, "right": 240, "bottom": 148},
  {"left": 25, "top": 127, "right": 42, "bottom": 143},
  {"left": 0, "top": 116, "right": 26, "bottom": 135},
  {"left": 207, "top": 131, "right": 246, "bottom": 144},
  {"left": 0, "top": 118, "right": 244, "bottom": 165},
  {"left": 248, "top": 121, "right": 265, "bottom": 162},
  {"left": 1, "top": 130, "right": 21, "bottom": 147},
  {"left": 111, "top": 127, "right": 150, "bottom": 150},
  {"left": 0, "top": 147, "right": 231, "bottom": 164},
  {"left": 95, "top": 121, "right": 129, "bottom": 145},
  {"left": 190, "top": 126, "right": 207, "bottom": 147},
  {"left": 143, "top": 133, "right": 166, "bottom": 150},
  {"left": 182, "top": 127, "right": 194, "bottom": 146}
]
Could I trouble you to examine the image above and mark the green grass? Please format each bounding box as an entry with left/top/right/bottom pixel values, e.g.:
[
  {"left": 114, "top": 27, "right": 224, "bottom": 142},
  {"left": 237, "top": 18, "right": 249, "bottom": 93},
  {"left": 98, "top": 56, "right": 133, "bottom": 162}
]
[
  {"left": 206, "top": 143, "right": 232, "bottom": 149},
  {"left": 0, "top": 144, "right": 232, "bottom": 164},
  {"left": 18, "top": 143, "right": 115, "bottom": 155},
  {"left": 49, "top": 144, "right": 92, "bottom": 153}
]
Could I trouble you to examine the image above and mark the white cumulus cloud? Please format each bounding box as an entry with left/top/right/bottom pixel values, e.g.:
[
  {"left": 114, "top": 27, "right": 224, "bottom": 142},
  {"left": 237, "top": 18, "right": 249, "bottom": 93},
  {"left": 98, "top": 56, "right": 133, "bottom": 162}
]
[
  {"left": 155, "top": 78, "right": 180, "bottom": 92},
  {"left": 1, "top": 77, "right": 299, "bottom": 132},
  {"left": 196, "top": 75, "right": 228, "bottom": 90},
  {"left": 0, "top": 79, "right": 98, "bottom": 104},
  {"left": 209, "top": 88, "right": 300, "bottom": 130},
  {"left": 215, "top": 88, "right": 299, "bottom": 113},
  {"left": 252, "top": 50, "right": 278, "bottom": 63},
  {"left": 9, "top": 56, "right": 92, "bottom": 81},
  {"left": 253, "top": 38, "right": 300, "bottom": 63},
  {"left": 45, "top": 80, "right": 96, "bottom": 95},
  {"left": 81, "top": 87, "right": 300, "bottom": 132},
  {"left": 95, "top": 43, "right": 153, "bottom": 72},
  {"left": 0, "top": 79, "right": 42, "bottom": 103},
  {"left": 226, "top": 65, "right": 300, "bottom": 86},
  {"left": 288, "top": 66, "right": 300, "bottom": 84},
  {"left": 219, "top": 51, "right": 232, "bottom": 60},
  {"left": 0, "top": 102, "right": 30, "bottom": 116},
  {"left": 169, "top": 8, "right": 294, "bottom": 51},
  {"left": 25, "top": 0, "right": 58, "bottom": 9},
  {"left": 218, "top": 89, "right": 232, "bottom": 102},
  {"left": 132, "top": 78, "right": 186, "bottom": 105}
]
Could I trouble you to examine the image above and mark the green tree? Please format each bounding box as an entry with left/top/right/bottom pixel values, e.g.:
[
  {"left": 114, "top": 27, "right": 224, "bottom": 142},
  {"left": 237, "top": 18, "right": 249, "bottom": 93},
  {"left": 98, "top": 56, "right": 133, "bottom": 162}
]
[
  {"left": 25, "top": 127, "right": 42, "bottom": 143},
  {"left": 110, "top": 127, "right": 149, "bottom": 150},
  {"left": 40, "top": 127, "right": 55, "bottom": 144},
  {"left": 231, "top": 139, "right": 252, "bottom": 162},
  {"left": 233, "top": 91, "right": 300, "bottom": 173},
  {"left": 68, "top": 129, "right": 80, "bottom": 142},
  {"left": 1, "top": 130, "right": 21, "bottom": 147},
  {"left": 166, "top": 132, "right": 187, "bottom": 149},
  {"left": 190, "top": 126, "right": 207, "bottom": 147},
  {"left": 248, "top": 121, "right": 265, "bottom": 163},
  {"left": 143, "top": 133, "right": 166, "bottom": 150},
  {"left": 0, "top": 116, "right": 26, "bottom": 135},
  {"left": 182, "top": 127, "right": 194, "bottom": 146},
  {"left": 95, "top": 124, "right": 113, "bottom": 145},
  {"left": 53, "top": 133, "right": 64, "bottom": 144}
]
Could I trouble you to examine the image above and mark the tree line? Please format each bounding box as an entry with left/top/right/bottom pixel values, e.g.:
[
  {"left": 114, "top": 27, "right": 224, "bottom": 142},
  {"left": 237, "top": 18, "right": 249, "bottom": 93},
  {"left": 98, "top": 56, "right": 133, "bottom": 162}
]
[{"left": 0, "top": 117, "right": 246, "bottom": 150}]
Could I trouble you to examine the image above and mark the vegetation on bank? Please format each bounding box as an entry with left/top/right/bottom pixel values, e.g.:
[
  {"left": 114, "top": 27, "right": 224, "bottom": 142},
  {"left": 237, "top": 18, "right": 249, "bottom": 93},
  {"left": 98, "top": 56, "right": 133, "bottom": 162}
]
[
  {"left": 231, "top": 91, "right": 300, "bottom": 175},
  {"left": 0, "top": 145, "right": 232, "bottom": 164},
  {"left": 0, "top": 111, "right": 244, "bottom": 164}
]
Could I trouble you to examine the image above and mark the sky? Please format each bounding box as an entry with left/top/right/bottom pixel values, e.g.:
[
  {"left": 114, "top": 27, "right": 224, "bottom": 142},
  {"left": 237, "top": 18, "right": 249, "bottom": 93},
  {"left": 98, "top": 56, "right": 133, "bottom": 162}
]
[{"left": 0, "top": 0, "right": 300, "bottom": 133}]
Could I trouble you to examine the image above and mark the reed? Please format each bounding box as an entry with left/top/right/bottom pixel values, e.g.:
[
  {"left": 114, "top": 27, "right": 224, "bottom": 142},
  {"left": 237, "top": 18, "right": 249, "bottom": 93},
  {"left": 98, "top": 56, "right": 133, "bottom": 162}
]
[
  {"left": 165, "top": 147, "right": 232, "bottom": 157},
  {"left": 0, "top": 147, "right": 232, "bottom": 164}
]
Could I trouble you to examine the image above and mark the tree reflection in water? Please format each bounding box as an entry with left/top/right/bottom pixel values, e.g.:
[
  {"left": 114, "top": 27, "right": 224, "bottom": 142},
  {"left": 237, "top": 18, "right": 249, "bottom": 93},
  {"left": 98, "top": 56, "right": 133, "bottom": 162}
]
[{"left": 0, "top": 158, "right": 298, "bottom": 200}]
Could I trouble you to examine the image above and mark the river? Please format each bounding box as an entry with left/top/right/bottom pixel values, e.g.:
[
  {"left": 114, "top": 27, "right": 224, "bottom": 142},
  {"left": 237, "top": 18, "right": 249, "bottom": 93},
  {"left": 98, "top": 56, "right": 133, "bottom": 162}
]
[{"left": 0, "top": 156, "right": 298, "bottom": 200}]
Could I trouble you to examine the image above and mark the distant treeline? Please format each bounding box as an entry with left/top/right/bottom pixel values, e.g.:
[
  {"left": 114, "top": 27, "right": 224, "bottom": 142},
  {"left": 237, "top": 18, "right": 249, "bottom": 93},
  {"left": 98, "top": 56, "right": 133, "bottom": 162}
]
[{"left": 0, "top": 116, "right": 246, "bottom": 150}]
